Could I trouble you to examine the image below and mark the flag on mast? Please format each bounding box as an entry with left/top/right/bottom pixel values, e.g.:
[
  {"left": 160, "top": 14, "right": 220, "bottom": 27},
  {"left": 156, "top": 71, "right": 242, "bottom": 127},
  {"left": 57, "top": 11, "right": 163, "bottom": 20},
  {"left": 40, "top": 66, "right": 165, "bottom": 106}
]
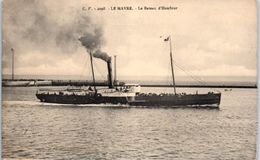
[{"left": 164, "top": 36, "right": 170, "bottom": 41}]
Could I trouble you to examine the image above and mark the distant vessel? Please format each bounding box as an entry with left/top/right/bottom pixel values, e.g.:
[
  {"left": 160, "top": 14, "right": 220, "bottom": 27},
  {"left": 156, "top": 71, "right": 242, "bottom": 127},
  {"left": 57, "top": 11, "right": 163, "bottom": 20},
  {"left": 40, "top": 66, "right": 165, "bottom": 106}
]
[
  {"left": 36, "top": 36, "right": 221, "bottom": 108},
  {"left": 3, "top": 80, "right": 32, "bottom": 87}
]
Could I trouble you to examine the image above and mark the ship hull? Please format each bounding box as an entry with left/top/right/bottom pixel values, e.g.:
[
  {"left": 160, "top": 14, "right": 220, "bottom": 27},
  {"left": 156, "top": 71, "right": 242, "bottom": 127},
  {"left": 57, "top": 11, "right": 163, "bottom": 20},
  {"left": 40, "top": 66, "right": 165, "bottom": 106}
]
[
  {"left": 36, "top": 93, "right": 132, "bottom": 104},
  {"left": 36, "top": 92, "right": 221, "bottom": 108},
  {"left": 131, "top": 93, "right": 221, "bottom": 108}
]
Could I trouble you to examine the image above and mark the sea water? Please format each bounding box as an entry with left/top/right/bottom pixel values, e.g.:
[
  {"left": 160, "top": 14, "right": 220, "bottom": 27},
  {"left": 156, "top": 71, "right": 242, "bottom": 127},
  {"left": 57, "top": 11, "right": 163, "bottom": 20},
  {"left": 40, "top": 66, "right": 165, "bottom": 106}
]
[{"left": 2, "top": 87, "right": 257, "bottom": 159}]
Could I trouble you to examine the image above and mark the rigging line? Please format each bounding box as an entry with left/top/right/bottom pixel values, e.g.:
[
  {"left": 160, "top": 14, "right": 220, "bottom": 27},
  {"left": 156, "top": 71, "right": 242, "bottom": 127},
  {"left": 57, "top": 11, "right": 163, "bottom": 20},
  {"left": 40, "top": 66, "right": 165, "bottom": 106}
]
[
  {"left": 173, "top": 61, "right": 206, "bottom": 84},
  {"left": 173, "top": 62, "right": 204, "bottom": 85},
  {"left": 172, "top": 61, "right": 221, "bottom": 93},
  {"left": 173, "top": 61, "right": 208, "bottom": 85}
]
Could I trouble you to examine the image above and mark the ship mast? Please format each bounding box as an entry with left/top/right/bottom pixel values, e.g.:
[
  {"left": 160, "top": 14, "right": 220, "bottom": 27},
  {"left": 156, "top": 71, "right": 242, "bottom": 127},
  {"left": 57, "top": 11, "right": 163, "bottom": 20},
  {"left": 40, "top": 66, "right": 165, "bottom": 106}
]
[
  {"left": 11, "top": 48, "right": 14, "bottom": 80},
  {"left": 89, "top": 50, "right": 97, "bottom": 93},
  {"left": 169, "top": 36, "right": 177, "bottom": 95},
  {"left": 114, "top": 55, "right": 117, "bottom": 84}
]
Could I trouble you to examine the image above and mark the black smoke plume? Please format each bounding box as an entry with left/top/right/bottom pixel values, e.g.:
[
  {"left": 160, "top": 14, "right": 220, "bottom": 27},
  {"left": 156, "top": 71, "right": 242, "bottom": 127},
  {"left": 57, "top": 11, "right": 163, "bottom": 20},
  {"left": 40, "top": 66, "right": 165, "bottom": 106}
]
[
  {"left": 93, "top": 50, "right": 111, "bottom": 62},
  {"left": 3, "top": 0, "right": 107, "bottom": 69},
  {"left": 79, "top": 31, "right": 111, "bottom": 62},
  {"left": 78, "top": 27, "right": 104, "bottom": 51}
]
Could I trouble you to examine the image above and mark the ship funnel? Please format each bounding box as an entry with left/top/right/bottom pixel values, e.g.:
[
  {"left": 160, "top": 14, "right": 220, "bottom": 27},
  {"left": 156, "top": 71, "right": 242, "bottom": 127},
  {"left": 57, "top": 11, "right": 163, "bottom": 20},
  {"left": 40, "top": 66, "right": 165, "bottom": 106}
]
[{"left": 107, "top": 57, "right": 114, "bottom": 88}]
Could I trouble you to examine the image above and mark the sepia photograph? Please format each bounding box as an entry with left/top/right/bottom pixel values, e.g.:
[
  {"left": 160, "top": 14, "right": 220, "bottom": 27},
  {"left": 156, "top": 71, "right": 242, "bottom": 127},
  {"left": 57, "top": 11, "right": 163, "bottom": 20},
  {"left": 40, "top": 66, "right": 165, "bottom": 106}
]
[{"left": 2, "top": 0, "right": 257, "bottom": 159}]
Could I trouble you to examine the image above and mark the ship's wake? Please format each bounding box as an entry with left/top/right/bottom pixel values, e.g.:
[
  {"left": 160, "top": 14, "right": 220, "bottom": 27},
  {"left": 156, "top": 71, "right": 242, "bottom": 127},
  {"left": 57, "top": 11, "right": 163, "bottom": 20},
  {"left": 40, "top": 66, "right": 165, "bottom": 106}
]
[
  {"left": 2, "top": 100, "right": 130, "bottom": 108},
  {"left": 2, "top": 101, "right": 220, "bottom": 109}
]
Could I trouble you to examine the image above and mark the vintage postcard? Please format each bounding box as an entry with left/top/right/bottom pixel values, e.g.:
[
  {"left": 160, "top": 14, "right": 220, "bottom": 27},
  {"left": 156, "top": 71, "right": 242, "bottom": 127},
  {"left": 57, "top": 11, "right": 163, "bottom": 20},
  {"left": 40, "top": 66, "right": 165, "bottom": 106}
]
[{"left": 2, "top": 0, "right": 257, "bottom": 159}]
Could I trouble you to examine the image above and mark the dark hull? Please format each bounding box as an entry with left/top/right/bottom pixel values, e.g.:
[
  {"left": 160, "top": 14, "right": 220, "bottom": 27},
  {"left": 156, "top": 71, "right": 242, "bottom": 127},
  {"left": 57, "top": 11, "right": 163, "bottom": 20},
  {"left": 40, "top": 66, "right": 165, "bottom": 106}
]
[
  {"left": 36, "top": 94, "right": 132, "bottom": 104},
  {"left": 132, "top": 93, "right": 221, "bottom": 108},
  {"left": 36, "top": 93, "right": 221, "bottom": 108}
]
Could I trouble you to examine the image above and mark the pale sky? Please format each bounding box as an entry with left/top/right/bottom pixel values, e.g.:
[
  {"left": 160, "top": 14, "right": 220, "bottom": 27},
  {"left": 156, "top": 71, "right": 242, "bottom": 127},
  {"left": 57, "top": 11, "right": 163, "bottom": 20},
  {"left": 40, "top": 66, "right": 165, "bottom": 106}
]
[{"left": 2, "top": 0, "right": 257, "bottom": 80}]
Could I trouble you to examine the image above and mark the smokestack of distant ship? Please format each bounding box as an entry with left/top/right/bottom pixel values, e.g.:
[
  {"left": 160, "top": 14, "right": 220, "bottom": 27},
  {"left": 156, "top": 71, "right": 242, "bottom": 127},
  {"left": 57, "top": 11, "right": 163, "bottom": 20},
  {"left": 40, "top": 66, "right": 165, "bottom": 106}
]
[
  {"left": 91, "top": 49, "right": 114, "bottom": 88},
  {"left": 107, "top": 57, "right": 113, "bottom": 88}
]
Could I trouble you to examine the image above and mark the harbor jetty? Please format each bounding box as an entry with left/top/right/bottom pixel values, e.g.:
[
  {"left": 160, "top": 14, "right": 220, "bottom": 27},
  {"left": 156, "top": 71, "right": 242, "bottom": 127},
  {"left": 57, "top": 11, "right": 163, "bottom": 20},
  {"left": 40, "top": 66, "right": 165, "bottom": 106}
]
[{"left": 2, "top": 79, "right": 257, "bottom": 88}]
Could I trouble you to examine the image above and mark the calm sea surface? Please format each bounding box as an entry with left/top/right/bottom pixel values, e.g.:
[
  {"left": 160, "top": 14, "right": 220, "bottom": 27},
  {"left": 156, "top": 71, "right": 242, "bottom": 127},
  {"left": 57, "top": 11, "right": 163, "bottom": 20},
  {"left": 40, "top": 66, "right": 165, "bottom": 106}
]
[{"left": 2, "top": 87, "right": 257, "bottom": 160}]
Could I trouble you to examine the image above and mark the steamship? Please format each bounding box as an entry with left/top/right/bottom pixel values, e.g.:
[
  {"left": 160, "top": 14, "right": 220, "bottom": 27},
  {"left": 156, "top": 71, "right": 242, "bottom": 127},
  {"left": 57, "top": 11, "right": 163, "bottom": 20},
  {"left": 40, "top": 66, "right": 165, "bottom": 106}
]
[{"left": 36, "top": 36, "right": 221, "bottom": 108}]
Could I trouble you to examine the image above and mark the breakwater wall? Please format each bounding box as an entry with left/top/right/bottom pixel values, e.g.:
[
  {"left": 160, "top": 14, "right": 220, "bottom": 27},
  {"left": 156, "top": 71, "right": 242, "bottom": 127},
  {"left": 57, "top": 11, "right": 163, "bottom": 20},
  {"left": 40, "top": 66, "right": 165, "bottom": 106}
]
[{"left": 2, "top": 79, "right": 257, "bottom": 88}]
